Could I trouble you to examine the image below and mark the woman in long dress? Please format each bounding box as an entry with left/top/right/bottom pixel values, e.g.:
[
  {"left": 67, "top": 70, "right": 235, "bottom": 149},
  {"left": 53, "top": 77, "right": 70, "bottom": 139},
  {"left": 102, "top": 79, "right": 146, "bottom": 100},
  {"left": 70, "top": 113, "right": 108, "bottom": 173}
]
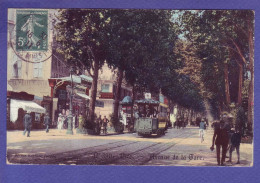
[{"left": 57, "top": 113, "right": 63, "bottom": 132}]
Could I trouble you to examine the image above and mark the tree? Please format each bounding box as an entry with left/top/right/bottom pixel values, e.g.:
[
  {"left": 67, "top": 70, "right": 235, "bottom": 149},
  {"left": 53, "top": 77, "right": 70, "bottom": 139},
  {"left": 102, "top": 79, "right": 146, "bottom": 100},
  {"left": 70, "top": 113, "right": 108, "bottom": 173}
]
[
  {"left": 55, "top": 9, "right": 110, "bottom": 124},
  {"left": 106, "top": 9, "right": 178, "bottom": 123},
  {"left": 174, "top": 10, "right": 254, "bottom": 122}
]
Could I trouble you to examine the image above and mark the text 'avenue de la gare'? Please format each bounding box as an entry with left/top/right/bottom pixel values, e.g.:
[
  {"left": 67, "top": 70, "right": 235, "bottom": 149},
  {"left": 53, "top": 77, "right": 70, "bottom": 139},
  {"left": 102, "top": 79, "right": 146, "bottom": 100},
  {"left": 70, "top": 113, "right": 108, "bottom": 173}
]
[{"left": 150, "top": 154, "right": 204, "bottom": 161}]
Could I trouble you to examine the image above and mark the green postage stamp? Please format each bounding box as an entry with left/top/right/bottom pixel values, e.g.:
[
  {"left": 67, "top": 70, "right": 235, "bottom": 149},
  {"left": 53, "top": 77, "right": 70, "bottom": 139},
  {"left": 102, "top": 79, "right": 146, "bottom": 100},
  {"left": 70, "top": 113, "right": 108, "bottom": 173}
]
[{"left": 16, "top": 10, "right": 48, "bottom": 51}]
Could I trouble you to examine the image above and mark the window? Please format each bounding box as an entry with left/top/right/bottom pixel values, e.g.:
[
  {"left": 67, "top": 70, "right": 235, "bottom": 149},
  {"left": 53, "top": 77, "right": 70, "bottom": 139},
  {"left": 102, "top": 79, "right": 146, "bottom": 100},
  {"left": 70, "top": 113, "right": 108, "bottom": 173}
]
[
  {"left": 101, "top": 84, "right": 110, "bottom": 92},
  {"left": 33, "top": 62, "right": 43, "bottom": 78},
  {"left": 12, "top": 54, "right": 22, "bottom": 78}
]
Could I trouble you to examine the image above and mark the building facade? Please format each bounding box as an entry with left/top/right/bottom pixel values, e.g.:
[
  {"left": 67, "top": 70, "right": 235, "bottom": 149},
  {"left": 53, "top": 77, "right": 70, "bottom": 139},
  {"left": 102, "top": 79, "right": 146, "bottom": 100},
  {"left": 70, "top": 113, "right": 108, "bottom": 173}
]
[
  {"left": 95, "top": 63, "right": 132, "bottom": 119},
  {"left": 7, "top": 9, "right": 70, "bottom": 128}
]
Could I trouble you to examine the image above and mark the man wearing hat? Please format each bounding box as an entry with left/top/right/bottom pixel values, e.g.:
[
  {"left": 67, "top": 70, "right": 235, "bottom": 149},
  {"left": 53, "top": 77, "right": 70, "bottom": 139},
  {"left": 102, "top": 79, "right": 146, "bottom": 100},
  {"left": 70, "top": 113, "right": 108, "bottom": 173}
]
[
  {"left": 44, "top": 113, "right": 51, "bottom": 133},
  {"left": 23, "top": 110, "right": 32, "bottom": 137},
  {"left": 211, "top": 120, "right": 229, "bottom": 166}
]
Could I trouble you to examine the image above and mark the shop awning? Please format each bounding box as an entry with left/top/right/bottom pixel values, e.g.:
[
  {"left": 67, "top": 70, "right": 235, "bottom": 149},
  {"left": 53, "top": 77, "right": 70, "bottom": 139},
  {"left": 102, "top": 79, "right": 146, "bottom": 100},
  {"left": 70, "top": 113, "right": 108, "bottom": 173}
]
[
  {"left": 76, "top": 93, "right": 90, "bottom": 100},
  {"left": 51, "top": 75, "right": 93, "bottom": 84},
  {"left": 10, "top": 99, "right": 46, "bottom": 122},
  {"left": 120, "top": 96, "right": 132, "bottom": 104}
]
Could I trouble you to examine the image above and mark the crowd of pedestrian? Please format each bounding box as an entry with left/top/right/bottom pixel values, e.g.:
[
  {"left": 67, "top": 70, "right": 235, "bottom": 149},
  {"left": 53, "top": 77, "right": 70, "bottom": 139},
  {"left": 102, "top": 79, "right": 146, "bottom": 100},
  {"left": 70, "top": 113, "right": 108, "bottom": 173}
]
[
  {"left": 174, "top": 118, "right": 186, "bottom": 129},
  {"left": 96, "top": 115, "right": 110, "bottom": 135}
]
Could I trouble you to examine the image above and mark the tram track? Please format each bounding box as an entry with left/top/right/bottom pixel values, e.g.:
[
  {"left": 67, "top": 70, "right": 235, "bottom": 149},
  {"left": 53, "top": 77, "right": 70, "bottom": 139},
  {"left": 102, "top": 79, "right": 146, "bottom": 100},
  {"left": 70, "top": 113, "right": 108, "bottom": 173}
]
[
  {"left": 73, "top": 130, "right": 193, "bottom": 165},
  {"left": 8, "top": 128, "right": 195, "bottom": 165},
  {"left": 7, "top": 140, "right": 136, "bottom": 164},
  {"left": 105, "top": 130, "right": 194, "bottom": 165}
]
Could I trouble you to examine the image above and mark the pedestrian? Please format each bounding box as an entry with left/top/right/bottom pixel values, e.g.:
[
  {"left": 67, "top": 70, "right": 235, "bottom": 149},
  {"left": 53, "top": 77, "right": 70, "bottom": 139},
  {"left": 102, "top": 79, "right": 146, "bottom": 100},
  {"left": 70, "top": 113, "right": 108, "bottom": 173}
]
[
  {"left": 72, "top": 114, "right": 76, "bottom": 129},
  {"left": 134, "top": 110, "right": 140, "bottom": 119},
  {"left": 176, "top": 118, "right": 180, "bottom": 129},
  {"left": 23, "top": 110, "right": 32, "bottom": 137},
  {"left": 96, "top": 115, "right": 102, "bottom": 135},
  {"left": 78, "top": 113, "right": 85, "bottom": 131},
  {"left": 211, "top": 120, "right": 229, "bottom": 166},
  {"left": 102, "top": 116, "right": 109, "bottom": 134},
  {"left": 199, "top": 118, "right": 206, "bottom": 143},
  {"left": 182, "top": 119, "right": 185, "bottom": 129},
  {"left": 44, "top": 113, "right": 51, "bottom": 133},
  {"left": 227, "top": 126, "right": 241, "bottom": 164},
  {"left": 57, "top": 113, "right": 63, "bottom": 132},
  {"left": 63, "top": 115, "right": 68, "bottom": 129}
]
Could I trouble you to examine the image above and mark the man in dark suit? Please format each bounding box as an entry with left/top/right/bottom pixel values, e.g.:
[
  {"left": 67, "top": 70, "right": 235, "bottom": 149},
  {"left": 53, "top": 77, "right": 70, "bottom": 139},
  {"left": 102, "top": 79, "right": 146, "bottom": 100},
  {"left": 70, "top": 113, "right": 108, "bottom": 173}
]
[
  {"left": 211, "top": 120, "right": 229, "bottom": 166},
  {"left": 23, "top": 111, "right": 32, "bottom": 137},
  {"left": 44, "top": 113, "right": 51, "bottom": 133}
]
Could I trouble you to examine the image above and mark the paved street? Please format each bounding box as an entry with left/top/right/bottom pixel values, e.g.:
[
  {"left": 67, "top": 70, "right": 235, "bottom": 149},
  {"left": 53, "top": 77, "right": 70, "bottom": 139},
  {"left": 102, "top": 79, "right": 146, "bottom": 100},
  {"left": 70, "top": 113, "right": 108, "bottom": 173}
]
[{"left": 7, "top": 127, "right": 253, "bottom": 166}]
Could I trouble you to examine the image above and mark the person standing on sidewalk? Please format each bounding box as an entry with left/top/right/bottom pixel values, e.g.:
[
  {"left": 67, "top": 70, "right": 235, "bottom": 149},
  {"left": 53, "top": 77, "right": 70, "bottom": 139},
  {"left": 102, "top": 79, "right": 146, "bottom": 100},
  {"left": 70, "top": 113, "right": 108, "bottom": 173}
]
[
  {"left": 57, "top": 113, "right": 63, "bottom": 132},
  {"left": 44, "top": 113, "right": 51, "bottom": 133},
  {"left": 23, "top": 110, "right": 32, "bottom": 137},
  {"left": 211, "top": 120, "right": 229, "bottom": 166},
  {"left": 102, "top": 116, "right": 109, "bottom": 134}
]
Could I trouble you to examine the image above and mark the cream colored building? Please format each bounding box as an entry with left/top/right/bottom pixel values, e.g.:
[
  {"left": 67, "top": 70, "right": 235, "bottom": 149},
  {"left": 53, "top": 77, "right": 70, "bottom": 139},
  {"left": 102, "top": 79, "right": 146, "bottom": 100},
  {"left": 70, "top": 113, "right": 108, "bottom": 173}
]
[
  {"left": 94, "top": 63, "right": 132, "bottom": 118},
  {"left": 7, "top": 9, "right": 69, "bottom": 123},
  {"left": 7, "top": 9, "right": 54, "bottom": 97}
]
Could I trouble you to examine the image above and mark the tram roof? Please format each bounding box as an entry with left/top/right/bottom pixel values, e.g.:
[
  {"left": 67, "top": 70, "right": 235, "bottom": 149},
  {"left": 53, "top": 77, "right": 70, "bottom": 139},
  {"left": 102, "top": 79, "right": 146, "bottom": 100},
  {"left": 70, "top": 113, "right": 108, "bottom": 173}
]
[{"left": 135, "top": 99, "right": 160, "bottom": 105}]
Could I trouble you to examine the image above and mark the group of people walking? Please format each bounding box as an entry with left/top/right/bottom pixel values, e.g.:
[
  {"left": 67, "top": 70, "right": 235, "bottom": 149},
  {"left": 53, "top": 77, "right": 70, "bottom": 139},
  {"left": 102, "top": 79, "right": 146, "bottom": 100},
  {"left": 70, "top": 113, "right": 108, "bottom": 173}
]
[
  {"left": 210, "top": 120, "right": 241, "bottom": 166},
  {"left": 197, "top": 117, "right": 241, "bottom": 166}
]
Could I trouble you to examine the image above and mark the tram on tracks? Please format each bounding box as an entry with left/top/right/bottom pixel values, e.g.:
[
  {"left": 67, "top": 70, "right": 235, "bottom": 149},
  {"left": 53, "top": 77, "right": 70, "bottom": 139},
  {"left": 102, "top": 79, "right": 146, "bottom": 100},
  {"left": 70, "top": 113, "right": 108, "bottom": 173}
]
[{"left": 134, "top": 98, "right": 169, "bottom": 137}]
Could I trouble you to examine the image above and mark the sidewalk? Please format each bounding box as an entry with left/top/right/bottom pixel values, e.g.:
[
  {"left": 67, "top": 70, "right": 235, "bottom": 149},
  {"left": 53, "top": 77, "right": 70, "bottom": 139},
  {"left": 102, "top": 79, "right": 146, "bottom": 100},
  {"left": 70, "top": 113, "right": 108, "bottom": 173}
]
[{"left": 7, "top": 128, "right": 128, "bottom": 143}]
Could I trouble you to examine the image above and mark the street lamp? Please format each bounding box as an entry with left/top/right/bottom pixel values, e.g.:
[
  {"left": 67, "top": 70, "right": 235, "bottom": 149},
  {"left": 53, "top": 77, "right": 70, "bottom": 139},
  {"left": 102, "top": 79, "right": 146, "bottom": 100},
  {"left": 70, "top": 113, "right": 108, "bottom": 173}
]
[{"left": 66, "top": 67, "right": 74, "bottom": 135}]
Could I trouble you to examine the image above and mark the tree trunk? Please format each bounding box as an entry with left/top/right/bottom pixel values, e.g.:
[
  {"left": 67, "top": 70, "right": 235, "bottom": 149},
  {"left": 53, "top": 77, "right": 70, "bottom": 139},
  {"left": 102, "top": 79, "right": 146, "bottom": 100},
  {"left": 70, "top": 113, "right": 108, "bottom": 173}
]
[
  {"left": 237, "top": 63, "right": 243, "bottom": 105},
  {"left": 88, "top": 59, "right": 99, "bottom": 124},
  {"left": 248, "top": 25, "right": 254, "bottom": 130},
  {"left": 224, "top": 63, "right": 231, "bottom": 107},
  {"left": 113, "top": 69, "right": 124, "bottom": 125}
]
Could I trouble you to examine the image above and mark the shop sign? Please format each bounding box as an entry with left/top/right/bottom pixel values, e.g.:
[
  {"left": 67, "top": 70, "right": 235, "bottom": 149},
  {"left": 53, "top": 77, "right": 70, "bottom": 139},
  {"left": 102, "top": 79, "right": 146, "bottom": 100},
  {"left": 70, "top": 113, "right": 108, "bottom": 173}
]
[{"left": 95, "top": 100, "right": 104, "bottom": 108}]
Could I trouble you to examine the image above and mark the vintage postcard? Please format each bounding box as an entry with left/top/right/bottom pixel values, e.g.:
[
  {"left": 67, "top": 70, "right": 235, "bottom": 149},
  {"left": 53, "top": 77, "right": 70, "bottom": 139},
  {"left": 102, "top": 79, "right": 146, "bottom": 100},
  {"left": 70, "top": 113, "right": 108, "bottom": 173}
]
[{"left": 6, "top": 8, "right": 254, "bottom": 167}]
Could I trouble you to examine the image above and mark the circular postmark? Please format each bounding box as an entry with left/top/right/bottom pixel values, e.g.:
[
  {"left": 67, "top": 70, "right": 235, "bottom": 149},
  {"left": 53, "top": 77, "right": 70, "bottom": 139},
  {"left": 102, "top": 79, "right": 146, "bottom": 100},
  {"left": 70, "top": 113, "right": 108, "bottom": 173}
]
[{"left": 9, "top": 9, "right": 53, "bottom": 63}]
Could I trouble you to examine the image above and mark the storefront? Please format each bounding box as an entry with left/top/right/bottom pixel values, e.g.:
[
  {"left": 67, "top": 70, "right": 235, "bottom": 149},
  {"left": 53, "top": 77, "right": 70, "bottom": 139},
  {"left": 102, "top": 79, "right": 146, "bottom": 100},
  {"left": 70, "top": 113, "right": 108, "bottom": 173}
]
[
  {"left": 48, "top": 75, "right": 92, "bottom": 127},
  {"left": 7, "top": 91, "right": 46, "bottom": 130}
]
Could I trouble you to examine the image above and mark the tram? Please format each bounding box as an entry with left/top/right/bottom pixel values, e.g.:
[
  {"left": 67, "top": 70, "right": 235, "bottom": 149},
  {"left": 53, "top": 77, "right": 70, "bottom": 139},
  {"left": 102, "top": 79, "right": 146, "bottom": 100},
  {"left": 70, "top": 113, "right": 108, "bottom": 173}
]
[{"left": 134, "top": 98, "right": 168, "bottom": 136}]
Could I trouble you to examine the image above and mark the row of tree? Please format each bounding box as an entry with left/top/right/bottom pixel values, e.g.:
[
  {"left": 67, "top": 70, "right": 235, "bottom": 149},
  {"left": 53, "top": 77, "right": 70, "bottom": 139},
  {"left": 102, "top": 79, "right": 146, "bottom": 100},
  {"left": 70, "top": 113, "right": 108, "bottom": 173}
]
[
  {"left": 54, "top": 9, "right": 254, "bottom": 130},
  {"left": 174, "top": 10, "right": 254, "bottom": 127}
]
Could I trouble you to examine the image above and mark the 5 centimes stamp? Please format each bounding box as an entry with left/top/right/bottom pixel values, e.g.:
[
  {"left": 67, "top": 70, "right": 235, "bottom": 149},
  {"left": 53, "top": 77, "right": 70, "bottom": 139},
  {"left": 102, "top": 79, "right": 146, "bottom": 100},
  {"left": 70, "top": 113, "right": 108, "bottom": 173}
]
[
  {"left": 16, "top": 10, "right": 48, "bottom": 51},
  {"left": 9, "top": 9, "right": 52, "bottom": 63}
]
